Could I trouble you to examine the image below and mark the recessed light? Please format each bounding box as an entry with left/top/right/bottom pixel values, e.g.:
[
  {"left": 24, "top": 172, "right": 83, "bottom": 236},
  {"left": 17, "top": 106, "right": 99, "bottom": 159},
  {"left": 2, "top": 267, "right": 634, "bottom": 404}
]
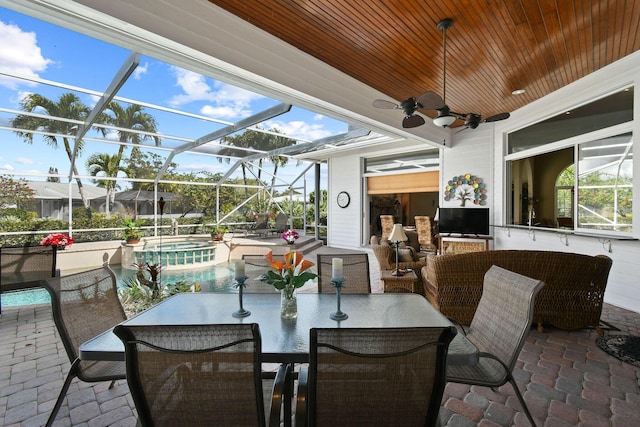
[{"left": 511, "top": 89, "right": 526, "bottom": 95}]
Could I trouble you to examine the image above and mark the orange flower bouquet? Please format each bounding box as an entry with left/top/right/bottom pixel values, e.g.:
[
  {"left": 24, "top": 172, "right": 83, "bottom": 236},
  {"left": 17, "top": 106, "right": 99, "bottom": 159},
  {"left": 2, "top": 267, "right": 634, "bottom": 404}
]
[{"left": 260, "top": 251, "right": 317, "bottom": 318}]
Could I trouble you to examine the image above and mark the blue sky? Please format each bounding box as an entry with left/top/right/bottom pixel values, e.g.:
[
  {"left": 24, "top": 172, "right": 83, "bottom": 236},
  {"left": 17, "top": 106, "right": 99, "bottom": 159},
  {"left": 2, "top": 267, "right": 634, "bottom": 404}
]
[{"left": 0, "top": 7, "right": 345, "bottom": 188}]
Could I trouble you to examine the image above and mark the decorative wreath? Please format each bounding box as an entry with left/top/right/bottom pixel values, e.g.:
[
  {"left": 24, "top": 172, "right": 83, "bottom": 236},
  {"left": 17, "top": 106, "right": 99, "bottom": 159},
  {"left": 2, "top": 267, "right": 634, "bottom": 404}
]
[{"left": 444, "top": 174, "right": 487, "bottom": 206}]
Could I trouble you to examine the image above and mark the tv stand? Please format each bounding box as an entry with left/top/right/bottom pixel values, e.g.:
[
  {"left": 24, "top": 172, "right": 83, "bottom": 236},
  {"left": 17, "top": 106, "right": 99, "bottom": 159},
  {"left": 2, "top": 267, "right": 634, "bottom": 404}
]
[{"left": 437, "top": 234, "right": 492, "bottom": 255}]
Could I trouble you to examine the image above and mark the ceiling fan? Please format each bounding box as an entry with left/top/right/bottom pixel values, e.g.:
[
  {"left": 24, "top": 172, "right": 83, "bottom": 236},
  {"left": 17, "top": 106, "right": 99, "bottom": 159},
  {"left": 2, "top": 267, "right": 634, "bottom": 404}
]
[{"left": 373, "top": 18, "right": 510, "bottom": 130}]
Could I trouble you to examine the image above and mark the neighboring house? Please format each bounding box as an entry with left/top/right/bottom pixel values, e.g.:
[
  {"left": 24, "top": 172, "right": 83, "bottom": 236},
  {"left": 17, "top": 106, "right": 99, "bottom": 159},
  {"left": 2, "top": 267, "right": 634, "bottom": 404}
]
[
  {"left": 26, "top": 181, "right": 107, "bottom": 221},
  {"left": 100, "top": 190, "right": 182, "bottom": 218}
]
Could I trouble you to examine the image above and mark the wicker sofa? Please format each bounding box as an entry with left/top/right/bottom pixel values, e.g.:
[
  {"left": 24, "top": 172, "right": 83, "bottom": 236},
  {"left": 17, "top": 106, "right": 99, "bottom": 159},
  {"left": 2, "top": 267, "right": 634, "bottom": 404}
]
[{"left": 422, "top": 250, "right": 613, "bottom": 333}]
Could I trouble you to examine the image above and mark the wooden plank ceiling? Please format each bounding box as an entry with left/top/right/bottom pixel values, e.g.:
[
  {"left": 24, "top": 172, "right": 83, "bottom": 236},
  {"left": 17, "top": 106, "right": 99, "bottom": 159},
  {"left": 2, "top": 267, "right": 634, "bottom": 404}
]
[{"left": 209, "top": 0, "right": 640, "bottom": 126}]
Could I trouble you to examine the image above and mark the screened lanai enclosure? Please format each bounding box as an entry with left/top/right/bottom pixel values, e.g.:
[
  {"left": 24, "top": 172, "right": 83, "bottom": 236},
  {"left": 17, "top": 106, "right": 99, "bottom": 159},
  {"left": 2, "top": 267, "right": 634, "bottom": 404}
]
[{"left": 0, "top": 11, "right": 379, "bottom": 245}]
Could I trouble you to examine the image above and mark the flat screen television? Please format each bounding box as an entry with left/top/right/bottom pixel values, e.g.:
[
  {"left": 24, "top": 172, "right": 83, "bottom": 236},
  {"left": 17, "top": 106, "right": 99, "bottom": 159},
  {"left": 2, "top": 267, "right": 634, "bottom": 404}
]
[{"left": 437, "top": 208, "right": 490, "bottom": 236}]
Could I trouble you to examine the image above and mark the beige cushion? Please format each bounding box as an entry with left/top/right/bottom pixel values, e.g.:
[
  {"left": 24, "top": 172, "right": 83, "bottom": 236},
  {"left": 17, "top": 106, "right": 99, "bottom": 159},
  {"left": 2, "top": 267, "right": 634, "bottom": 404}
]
[{"left": 396, "top": 248, "right": 415, "bottom": 262}]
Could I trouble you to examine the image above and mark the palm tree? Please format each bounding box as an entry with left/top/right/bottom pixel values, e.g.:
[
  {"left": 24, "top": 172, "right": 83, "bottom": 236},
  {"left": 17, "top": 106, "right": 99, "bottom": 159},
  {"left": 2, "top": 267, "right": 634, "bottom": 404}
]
[
  {"left": 220, "top": 128, "right": 292, "bottom": 199},
  {"left": 86, "top": 153, "right": 128, "bottom": 218},
  {"left": 105, "top": 102, "right": 160, "bottom": 158},
  {"left": 12, "top": 93, "right": 95, "bottom": 210},
  {"left": 220, "top": 131, "right": 254, "bottom": 198}
]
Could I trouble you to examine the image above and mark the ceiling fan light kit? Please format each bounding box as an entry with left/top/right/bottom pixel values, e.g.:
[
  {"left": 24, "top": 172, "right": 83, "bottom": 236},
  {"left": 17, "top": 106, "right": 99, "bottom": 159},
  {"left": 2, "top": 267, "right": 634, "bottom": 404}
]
[
  {"left": 373, "top": 17, "right": 510, "bottom": 131},
  {"left": 433, "top": 114, "right": 456, "bottom": 127}
]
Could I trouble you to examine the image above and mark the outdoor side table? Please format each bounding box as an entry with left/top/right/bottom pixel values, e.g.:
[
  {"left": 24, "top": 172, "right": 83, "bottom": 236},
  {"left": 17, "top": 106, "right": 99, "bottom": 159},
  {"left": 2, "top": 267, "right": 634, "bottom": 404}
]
[{"left": 381, "top": 269, "right": 418, "bottom": 293}]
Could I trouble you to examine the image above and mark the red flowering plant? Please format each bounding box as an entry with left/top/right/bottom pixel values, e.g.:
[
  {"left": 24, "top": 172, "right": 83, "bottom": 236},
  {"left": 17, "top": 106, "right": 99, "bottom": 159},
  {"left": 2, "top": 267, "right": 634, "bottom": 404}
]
[
  {"left": 282, "top": 229, "right": 299, "bottom": 244},
  {"left": 260, "top": 251, "right": 317, "bottom": 299},
  {"left": 40, "top": 233, "right": 74, "bottom": 248}
]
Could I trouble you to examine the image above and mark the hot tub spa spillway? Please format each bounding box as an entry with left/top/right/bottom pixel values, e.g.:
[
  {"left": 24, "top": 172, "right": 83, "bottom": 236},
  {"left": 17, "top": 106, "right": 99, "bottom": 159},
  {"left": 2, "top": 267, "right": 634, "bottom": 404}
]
[{"left": 132, "top": 241, "right": 216, "bottom": 269}]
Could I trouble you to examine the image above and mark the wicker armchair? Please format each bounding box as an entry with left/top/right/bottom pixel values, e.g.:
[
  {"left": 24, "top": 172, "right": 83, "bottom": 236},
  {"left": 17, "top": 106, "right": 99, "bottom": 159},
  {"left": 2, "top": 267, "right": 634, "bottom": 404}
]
[
  {"left": 370, "top": 235, "right": 426, "bottom": 294},
  {"left": 41, "top": 266, "right": 126, "bottom": 427},
  {"left": 296, "top": 326, "right": 456, "bottom": 427},
  {"left": 447, "top": 265, "right": 544, "bottom": 427},
  {"left": 114, "top": 323, "right": 286, "bottom": 427},
  {"left": 316, "top": 253, "right": 371, "bottom": 293},
  {"left": 422, "top": 250, "right": 612, "bottom": 333}
]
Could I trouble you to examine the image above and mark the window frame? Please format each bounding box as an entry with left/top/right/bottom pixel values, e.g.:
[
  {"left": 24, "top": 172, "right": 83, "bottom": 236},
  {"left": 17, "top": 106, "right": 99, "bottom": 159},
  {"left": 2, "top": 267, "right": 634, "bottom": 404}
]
[{"left": 505, "top": 121, "right": 634, "bottom": 238}]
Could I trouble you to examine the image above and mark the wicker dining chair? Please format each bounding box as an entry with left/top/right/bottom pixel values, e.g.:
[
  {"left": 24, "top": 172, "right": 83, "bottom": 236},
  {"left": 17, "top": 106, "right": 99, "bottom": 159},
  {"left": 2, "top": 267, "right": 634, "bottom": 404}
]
[
  {"left": 41, "top": 265, "right": 126, "bottom": 427},
  {"left": 316, "top": 253, "right": 371, "bottom": 293},
  {"left": 414, "top": 215, "right": 437, "bottom": 253},
  {"left": 114, "top": 323, "right": 286, "bottom": 427},
  {"left": 379, "top": 215, "right": 394, "bottom": 239},
  {"left": 242, "top": 254, "right": 280, "bottom": 293},
  {"left": 295, "top": 326, "right": 456, "bottom": 427},
  {"left": 446, "top": 265, "right": 544, "bottom": 427}
]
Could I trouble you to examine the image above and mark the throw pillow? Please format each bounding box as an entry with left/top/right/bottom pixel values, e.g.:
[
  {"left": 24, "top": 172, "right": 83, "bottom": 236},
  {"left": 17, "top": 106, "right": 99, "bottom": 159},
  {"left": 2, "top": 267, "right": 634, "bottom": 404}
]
[{"left": 396, "top": 247, "right": 415, "bottom": 262}]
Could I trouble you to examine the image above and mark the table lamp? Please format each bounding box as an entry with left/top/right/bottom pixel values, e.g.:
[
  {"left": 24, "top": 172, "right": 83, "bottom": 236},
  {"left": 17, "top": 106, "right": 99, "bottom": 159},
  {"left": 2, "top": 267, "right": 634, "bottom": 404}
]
[{"left": 388, "top": 223, "right": 408, "bottom": 276}]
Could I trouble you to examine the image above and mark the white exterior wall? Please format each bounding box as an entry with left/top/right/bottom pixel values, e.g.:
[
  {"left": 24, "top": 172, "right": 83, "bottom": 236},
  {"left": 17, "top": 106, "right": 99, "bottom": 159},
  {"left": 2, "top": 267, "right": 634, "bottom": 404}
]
[
  {"left": 327, "top": 154, "right": 363, "bottom": 249},
  {"left": 440, "top": 126, "right": 495, "bottom": 248},
  {"left": 327, "top": 52, "right": 640, "bottom": 313},
  {"left": 483, "top": 51, "right": 640, "bottom": 313}
]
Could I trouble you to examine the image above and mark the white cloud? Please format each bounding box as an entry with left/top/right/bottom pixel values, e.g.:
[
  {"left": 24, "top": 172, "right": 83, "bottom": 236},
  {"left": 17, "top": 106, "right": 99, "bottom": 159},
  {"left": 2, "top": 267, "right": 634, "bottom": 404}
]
[
  {"left": 15, "top": 157, "right": 35, "bottom": 165},
  {"left": 264, "top": 119, "right": 332, "bottom": 141},
  {"left": 313, "top": 114, "right": 325, "bottom": 120},
  {"left": 200, "top": 104, "right": 252, "bottom": 119},
  {"left": 133, "top": 61, "right": 149, "bottom": 80},
  {"left": 167, "top": 66, "right": 264, "bottom": 119},
  {"left": 0, "top": 164, "right": 14, "bottom": 171},
  {"left": 0, "top": 21, "right": 51, "bottom": 89}
]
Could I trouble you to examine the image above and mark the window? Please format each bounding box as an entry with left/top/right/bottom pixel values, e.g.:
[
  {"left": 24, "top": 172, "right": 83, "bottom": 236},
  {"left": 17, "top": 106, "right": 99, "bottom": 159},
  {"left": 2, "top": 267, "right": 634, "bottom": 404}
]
[
  {"left": 555, "top": 164, "right": 574, "bottom": 226},
  {"left": 506, "top": 87, "right": 634, "bottom": 236},
  {"left": 577, "top": 134, "right": 633, "bottom": 232}
]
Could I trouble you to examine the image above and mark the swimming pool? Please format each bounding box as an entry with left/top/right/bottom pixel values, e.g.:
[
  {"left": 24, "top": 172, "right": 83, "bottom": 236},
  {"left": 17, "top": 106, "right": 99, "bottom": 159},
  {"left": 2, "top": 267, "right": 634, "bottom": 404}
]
[{"left": 1, "top": 263, "right": 239, "bottom": 307}]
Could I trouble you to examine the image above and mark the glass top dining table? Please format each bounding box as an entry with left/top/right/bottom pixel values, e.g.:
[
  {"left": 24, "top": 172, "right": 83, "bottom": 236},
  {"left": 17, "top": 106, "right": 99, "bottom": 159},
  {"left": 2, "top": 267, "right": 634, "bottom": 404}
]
[{"left": 80, "top": 292, "right": 477, "bottom": 365}]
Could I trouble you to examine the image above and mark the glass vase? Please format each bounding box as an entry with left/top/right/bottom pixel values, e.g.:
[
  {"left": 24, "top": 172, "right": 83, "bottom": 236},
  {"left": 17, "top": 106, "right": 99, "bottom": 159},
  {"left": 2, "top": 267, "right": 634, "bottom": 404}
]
[{"left": 280, "top": 288, "right": 297, "bottom": 319}]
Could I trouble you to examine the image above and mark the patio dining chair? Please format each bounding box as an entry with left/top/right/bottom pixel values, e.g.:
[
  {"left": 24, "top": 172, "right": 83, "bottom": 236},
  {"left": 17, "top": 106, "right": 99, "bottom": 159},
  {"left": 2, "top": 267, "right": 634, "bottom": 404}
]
[
  {"left": 295, "top": 326, "right": 456, "bottom": 427},
  {"left": 42, "top": 265, "right": 127, "bottom": 427},
  {"left": 0, "top": 244, "right": 59, "bottom": 313},
  {"left": 114, "top": 323, "right": 286, "bottom": 427},
  {"left": 316, "top": 253, "right": 371, "bottom": 293},
  {"left": 446, "top": 265, "right": 544, "bottom": 427}
]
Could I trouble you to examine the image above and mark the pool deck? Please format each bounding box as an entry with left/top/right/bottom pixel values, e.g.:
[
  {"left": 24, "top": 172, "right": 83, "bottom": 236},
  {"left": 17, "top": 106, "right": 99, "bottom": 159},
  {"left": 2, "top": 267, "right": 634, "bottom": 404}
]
[{"left": 1, "top": 243, "right": 640, "bottom": 426}]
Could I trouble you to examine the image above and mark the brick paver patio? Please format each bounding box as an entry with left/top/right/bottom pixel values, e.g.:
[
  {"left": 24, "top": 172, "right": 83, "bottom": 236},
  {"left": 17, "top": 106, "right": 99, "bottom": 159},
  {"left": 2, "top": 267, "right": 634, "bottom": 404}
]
[{"left": 2, "top": 282, "right": 639, "bottom": 426}]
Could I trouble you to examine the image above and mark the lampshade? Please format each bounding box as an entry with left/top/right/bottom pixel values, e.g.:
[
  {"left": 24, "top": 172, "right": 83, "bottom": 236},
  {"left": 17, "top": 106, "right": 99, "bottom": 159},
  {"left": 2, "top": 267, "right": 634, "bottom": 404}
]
[
  {"left": 433, "top": 114, "right": 456, "bottom": 127},
  {"left": 388, "top": 223, "right": 408, "bottom": 242}
]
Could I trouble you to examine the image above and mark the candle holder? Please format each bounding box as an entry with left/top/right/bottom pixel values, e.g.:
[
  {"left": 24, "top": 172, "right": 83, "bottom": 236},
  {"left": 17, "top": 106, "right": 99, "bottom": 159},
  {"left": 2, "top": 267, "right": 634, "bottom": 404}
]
[
  {"left": 232, "top": 276, "right": 251, "bottom": 318},
  {"left": 330, "top": 278, "right": 348, "bottom": 321}
]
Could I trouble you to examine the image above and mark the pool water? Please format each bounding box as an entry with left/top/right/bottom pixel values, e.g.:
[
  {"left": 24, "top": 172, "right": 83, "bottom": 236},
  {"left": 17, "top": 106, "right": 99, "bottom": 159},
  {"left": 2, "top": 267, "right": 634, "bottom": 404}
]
[
  {"left": 1, "top": 263, "right": 240, "bottom": 307},
  {"left": 135, "top": 241, "right": 216, "bottom": 268}
]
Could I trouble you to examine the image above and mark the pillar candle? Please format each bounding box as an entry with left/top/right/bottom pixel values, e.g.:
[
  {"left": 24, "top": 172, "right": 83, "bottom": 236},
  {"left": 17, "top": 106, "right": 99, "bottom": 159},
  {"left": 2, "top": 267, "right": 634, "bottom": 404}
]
[
  {"left": 332, "top": 258, "right": 343, "bottom": 281},
  {"left": 235, "top": 260, "right": 245, "bottom": 278}
]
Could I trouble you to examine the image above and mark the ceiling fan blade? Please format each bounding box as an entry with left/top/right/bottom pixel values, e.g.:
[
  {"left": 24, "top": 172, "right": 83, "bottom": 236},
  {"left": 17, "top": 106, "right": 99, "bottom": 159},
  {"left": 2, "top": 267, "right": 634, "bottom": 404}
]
[
  {"left": 484, "top": 112, "right": 510, "bottom": 122},
  {"left": 415, "top": 91, "right": 445, "bottom": 110},
  {"left": 402, "top": 115, "right": 426, "bottom": 128},
  {"left": 372, "top": 99, "right": 400, "bottom": 109}
]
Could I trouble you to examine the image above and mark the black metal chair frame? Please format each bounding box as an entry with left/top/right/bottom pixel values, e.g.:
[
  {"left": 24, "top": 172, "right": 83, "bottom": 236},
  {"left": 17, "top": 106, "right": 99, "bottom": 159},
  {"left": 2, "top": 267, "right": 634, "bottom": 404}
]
[{"left": 41, "top": 265, "right": 126, "bottom": 427}]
